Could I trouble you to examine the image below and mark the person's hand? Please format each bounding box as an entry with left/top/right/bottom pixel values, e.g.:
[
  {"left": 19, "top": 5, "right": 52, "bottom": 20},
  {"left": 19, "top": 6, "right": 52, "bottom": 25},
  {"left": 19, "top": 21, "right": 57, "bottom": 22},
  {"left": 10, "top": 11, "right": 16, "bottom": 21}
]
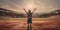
[{"left": 23, "top": 8, "right": 25, "bottom": 10}]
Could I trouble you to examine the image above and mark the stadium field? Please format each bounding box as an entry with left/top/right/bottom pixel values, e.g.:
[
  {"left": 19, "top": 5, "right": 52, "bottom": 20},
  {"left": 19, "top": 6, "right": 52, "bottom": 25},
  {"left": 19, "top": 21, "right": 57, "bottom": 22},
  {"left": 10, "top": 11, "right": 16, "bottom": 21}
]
[
  {"left": 4, "top": 18, "right": 60, "bottom": 20},
  {"left": 0, "top": 18, "right": 60, "bottom": 30}
]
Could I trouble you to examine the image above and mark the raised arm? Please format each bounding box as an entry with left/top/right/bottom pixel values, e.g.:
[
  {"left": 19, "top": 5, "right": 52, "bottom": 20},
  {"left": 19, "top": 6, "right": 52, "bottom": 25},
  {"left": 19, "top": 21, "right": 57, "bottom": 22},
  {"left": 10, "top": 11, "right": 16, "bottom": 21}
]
[
  {"left": 23, "top": 8, "right": 27, "bottom": 13},
  {"left": 32, "top": 8, "right": 37, "bottom": 13}
]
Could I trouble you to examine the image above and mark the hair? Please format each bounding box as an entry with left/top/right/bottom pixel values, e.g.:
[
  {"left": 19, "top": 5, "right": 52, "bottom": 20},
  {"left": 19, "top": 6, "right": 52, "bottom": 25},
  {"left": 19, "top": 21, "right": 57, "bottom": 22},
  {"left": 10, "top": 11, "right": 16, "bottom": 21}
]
[{"left": 28, "top": 10, "right": 31, "bottom": 13}]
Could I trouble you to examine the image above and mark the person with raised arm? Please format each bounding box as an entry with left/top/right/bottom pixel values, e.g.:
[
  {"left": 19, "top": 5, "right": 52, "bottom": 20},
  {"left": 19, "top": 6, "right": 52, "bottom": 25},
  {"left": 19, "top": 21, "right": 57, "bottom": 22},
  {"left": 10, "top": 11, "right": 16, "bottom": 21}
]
[
  {"left": 23, "top": 8, "right": 37, "bottom": 30},
  {"left": 23, "top": 8, "right": 36, "bottom": 24}
]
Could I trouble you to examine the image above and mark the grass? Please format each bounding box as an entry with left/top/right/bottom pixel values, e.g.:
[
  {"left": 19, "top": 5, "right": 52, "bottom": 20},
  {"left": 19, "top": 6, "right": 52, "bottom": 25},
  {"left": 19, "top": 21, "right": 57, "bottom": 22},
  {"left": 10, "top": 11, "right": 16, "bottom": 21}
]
[{"left": 3, "top": 18, "right": 60, "bottom": 20}]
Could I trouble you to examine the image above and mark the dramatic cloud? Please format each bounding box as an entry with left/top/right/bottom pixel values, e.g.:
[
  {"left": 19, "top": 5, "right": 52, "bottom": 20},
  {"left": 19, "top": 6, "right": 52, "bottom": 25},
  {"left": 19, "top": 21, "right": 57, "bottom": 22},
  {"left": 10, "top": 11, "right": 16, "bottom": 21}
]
[{"left": 0, "top": 0, "right": 60, "bottom": 13}]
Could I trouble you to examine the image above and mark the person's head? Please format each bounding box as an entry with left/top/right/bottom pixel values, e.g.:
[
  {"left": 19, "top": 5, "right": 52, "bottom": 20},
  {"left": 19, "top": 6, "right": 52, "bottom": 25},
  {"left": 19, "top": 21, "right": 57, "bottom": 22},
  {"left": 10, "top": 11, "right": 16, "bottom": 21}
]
[{"left": 28, "top": 10, "right": 31, "bottom": 13}]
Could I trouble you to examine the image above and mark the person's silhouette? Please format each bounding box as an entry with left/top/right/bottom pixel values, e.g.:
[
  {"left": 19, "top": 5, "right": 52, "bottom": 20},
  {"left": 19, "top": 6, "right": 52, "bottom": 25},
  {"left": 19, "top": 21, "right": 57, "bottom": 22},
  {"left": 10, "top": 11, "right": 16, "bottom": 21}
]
[
  {"left": 23, "top": 8, "right": 36, "bottom": 24},
  {"left": 23, "top": 8, "right": 36, "bottom": 30}
]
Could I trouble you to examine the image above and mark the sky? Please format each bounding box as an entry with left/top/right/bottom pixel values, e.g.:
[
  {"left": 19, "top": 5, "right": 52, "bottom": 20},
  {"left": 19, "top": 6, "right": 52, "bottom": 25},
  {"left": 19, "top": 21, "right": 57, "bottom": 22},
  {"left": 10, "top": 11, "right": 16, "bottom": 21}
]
[{"left": 0, "top": 0, "right": 60, "bottom": 13}]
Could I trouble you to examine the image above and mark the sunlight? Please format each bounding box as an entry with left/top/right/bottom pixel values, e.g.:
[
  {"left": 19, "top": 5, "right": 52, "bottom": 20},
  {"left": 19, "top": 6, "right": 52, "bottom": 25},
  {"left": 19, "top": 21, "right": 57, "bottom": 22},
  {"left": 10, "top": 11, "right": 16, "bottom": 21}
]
[{"left": 25, "top": 3, "right": 36, "bottom": 10}]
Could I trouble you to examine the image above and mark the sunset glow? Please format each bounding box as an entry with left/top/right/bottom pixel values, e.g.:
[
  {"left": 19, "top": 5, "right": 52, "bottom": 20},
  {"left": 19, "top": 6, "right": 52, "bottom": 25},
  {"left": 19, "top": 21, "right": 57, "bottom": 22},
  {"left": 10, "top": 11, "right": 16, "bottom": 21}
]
[
  {"left": 26, "top": 3, "right": 35, "bottom": 9},
  {"left": 0, "top": 0, "right": 60, "bottom": 13}
]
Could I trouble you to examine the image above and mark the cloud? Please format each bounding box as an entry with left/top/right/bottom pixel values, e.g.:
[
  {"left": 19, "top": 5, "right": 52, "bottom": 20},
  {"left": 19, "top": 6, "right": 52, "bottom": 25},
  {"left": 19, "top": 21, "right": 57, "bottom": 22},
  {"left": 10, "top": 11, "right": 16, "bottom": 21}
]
[{"left": 0, "top": 0, "right": 60, "bottom": 13}]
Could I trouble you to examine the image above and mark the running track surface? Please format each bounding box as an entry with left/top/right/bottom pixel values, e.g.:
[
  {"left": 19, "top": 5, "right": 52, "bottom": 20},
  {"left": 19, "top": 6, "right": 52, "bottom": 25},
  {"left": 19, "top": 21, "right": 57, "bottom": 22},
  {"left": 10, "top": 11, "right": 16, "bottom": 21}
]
[{"left": 0, "top": 20, "right": 60, "bottom": 30}]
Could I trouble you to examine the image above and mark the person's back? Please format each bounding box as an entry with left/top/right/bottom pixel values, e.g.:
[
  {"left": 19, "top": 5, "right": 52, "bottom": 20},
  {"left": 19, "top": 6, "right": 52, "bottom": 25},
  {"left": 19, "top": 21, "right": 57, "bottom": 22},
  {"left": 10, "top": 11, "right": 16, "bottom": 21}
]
[
  {"left": 23, "top": 8, "right": 36, "bottom": 30},
  {"left": 27, "top": 10, "right": 32, "bottom": 24},
  {"left": 23, "top": 8, "right": 36, "bottom": 24}
]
